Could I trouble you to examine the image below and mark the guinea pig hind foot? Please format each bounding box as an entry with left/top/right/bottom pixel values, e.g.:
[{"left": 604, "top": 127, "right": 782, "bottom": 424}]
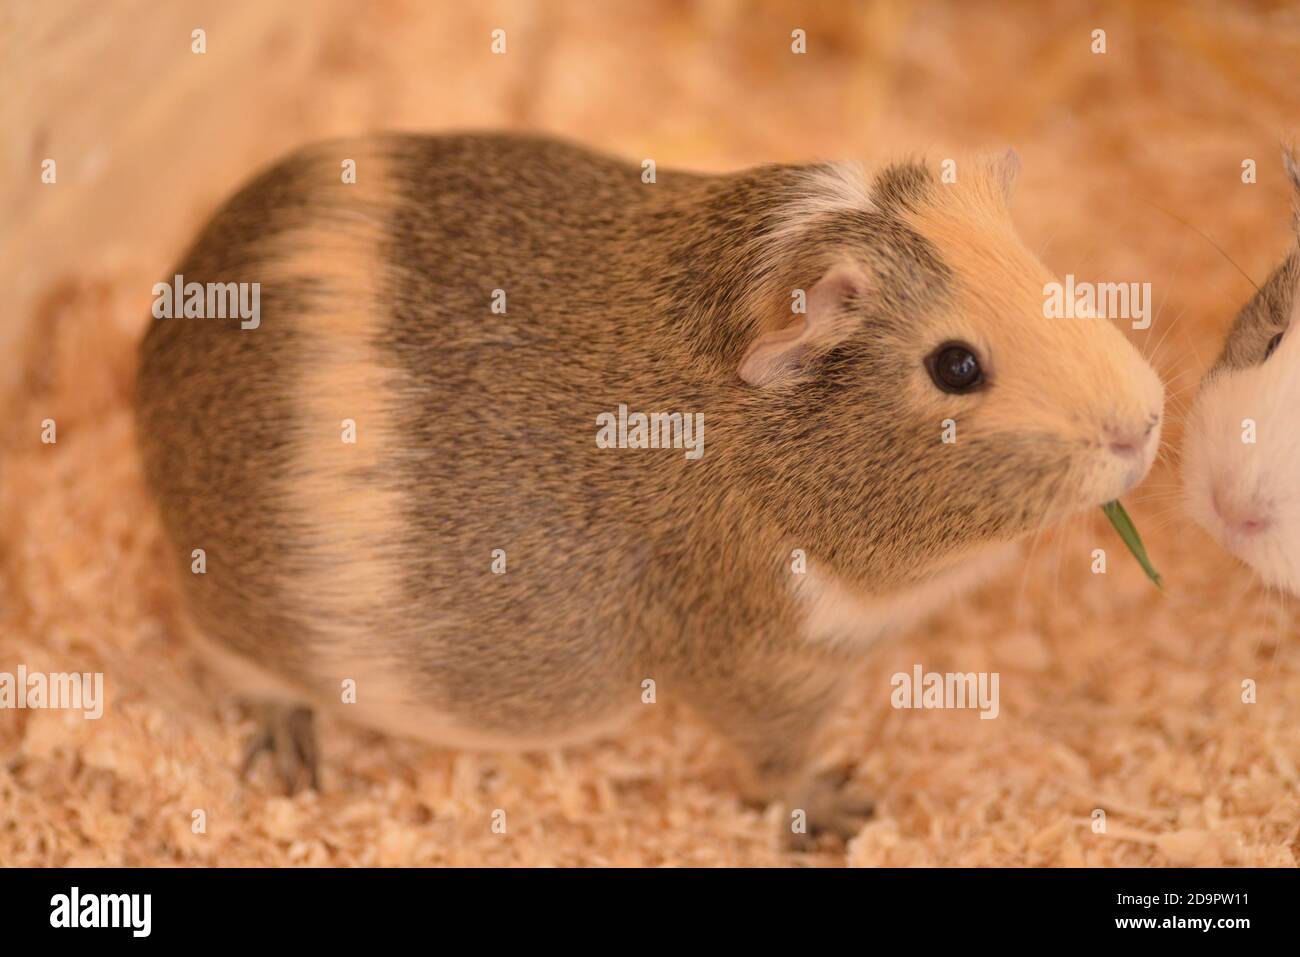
[
  {"left": 238, "top": 699, "right": 321, "bottom": 795},
  {"left": 783, "top": 766, "right": 876, "bottom": 852}
]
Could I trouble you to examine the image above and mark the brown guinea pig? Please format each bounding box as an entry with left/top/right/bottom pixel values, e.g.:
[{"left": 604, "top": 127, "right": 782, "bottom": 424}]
[{"left": 134, "top": 133, "right": 1163, "bottom": 846}]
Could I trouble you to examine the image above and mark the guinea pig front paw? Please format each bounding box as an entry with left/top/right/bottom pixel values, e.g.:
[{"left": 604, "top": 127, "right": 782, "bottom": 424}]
[
  {"left": 238, "top": 699, "right": 320, "bottom": 795},
  {"left": 782, "top": 767, "right": 876, "bottom": 852}
]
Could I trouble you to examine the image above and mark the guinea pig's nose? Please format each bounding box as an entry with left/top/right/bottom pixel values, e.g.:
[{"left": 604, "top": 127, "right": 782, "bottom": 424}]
[
  {"left": 1105, "top": 415, "right": 1159, "bottom": 458},
  {"left": 1211, "top": 484, "right": 1273, "bottom": 539}
]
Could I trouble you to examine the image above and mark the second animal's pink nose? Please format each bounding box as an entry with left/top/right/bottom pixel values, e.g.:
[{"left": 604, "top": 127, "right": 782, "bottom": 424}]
[{"left": 1212, "top": 484, "right": 1272, "bottom": 538}]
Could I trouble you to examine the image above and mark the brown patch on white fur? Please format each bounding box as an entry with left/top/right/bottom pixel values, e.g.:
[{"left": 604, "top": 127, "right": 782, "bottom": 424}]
[{"left": 1184, "top": 267, "right": 1300, "bottom": 592}]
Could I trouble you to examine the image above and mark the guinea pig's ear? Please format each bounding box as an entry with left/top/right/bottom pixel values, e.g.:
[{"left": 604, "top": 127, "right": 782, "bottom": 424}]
[
  {"left": 738, "top": 264, "right": 867, "bottom": 388},
  {"left": 995, "top": 148, "right": 1021, "bottom": 206},
  {"left": 1283, "top": 143, "right": 1300, "bottom": 231}
]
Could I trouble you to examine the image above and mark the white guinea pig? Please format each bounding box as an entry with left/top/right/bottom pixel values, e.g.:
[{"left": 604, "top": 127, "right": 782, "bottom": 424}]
[{"left": 1183, "top": 149, "right": 1300, "bottom": 591}]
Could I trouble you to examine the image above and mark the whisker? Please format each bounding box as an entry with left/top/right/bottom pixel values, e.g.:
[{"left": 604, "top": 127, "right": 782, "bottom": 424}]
[{"left": 1135, "top": 196, "right": 1261, "bottom": 295}]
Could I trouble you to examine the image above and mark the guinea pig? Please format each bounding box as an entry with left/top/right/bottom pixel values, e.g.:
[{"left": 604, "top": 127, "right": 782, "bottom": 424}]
[
  {"left": 134, "top": 133, "right": 1164, "bottom": 846},
  {"left": 1183, "top": 148, "right": 1300, "bottom": 593}
]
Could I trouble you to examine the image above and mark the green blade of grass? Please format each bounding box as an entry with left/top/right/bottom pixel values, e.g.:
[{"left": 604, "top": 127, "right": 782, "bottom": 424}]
[{"left": 1102, "top": 500, "right": 1163, "bottom": 589}]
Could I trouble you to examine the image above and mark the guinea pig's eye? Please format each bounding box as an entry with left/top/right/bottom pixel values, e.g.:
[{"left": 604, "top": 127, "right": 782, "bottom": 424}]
[
  {"left": 925, "top": 342, "right": 985, "bottom": 394},
  {"left": 1265, "top": 332, "right": 1283, "bottom": 360}
]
